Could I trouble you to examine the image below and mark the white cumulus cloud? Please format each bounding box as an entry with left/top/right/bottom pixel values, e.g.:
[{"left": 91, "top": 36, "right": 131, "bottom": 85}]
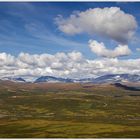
[
  {"left": 0, "top": 52, "right": 140, "bottom": 81},
  {"left": 55, "top": 7, "right": 137, "bottom": 44},
  {"left": 89, "top": 40, "right": 131, "bottom": 58}
]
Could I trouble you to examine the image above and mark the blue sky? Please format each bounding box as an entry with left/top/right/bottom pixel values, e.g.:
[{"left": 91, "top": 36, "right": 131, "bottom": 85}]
[
  {"left": 0, "top": 2, "right": 140, "bottom": 59},
  {"left": 0, "top": 2, "right": 140, "bottom": 80}
]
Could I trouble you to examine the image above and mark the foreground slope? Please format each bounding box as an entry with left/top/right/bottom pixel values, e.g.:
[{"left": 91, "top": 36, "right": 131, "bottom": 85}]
[{"left": 0, "top": 81, "right": 140, "bottom": 138}]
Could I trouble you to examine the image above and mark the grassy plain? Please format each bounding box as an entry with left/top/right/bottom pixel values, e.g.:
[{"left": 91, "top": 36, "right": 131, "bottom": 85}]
[{"left": 0, "top": 81, "right": 140, "bottom": 138}]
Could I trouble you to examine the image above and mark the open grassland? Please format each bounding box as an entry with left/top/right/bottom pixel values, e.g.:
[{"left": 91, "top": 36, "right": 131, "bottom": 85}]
[{"left": 0, "top": 81, "right": 140, "bottom": 138}]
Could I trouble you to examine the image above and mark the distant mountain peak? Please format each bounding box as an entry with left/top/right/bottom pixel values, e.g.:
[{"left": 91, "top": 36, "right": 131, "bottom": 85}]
[
  {"left": 34, "top": 76, "right": 73, "bottom": 83},
  {"left": 92, "top": 74, "right": 140, "bottom": 84},
  {"left": 1, "top": 77, "right": 26, "bottom": 82}
]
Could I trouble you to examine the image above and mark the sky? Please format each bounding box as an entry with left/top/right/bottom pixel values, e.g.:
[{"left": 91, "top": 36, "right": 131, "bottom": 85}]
[{"left": 0, "top": 2, "right": 140, "bottom": 80}]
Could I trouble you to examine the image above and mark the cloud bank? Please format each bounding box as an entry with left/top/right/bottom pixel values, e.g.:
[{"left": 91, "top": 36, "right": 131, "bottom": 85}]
[
  {"left": 89, "top": 40, "right": 131, "bottom": 58},
  {"left": 0, "top": 52, "right": 140, "bottom": 81},
  {"left": 55, "top": 7, "right": 137, "bottom": 44}
]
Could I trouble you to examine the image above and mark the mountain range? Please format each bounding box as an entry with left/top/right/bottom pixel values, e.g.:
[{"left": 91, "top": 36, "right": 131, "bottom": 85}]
[
  {"left": 1, "top": 74, "right": 140, "bottom": 84},
  {"left": 34, "top": 74, "right": 140, "bottom": 83}
]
